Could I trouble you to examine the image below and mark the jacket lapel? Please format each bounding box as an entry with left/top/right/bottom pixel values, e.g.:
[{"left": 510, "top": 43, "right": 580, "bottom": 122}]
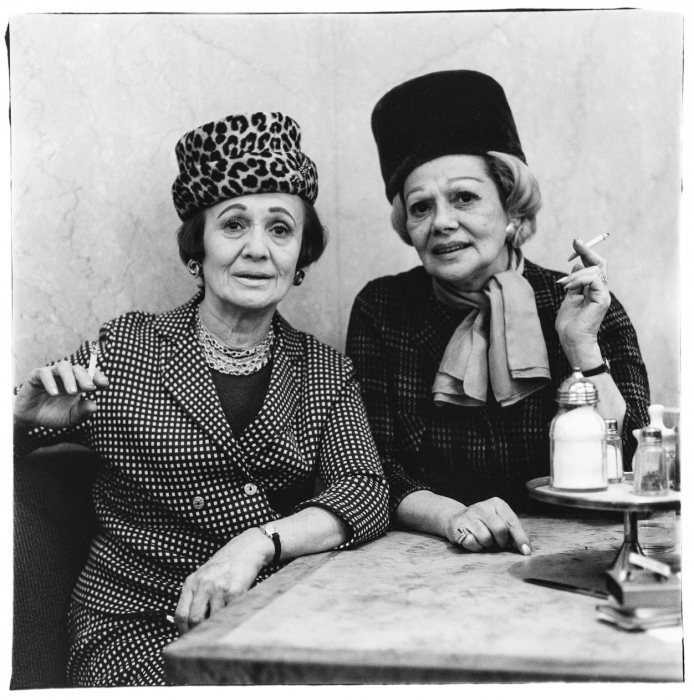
[
  {"left": 155, "top": 295, "right": 239, "bottom": 458},
  {"left": 413, "top": 289, "right": 463, "bottom": 387},
  {"left": 236, "top": 319, "right": 301, "bottom": 460}
]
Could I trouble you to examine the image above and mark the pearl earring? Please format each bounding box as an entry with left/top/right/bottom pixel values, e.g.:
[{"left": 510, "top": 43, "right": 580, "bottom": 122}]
[{"left": 505, "top": 223, "right": 516, "bottom": 236}]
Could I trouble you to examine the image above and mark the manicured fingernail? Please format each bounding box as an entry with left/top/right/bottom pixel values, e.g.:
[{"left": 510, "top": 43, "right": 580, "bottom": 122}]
[
  {"left": 556, "top": 277, "right": 568, "bottom": 284},
  {"left": 521, "top": 544, "right": 532, "bottom": 556}
]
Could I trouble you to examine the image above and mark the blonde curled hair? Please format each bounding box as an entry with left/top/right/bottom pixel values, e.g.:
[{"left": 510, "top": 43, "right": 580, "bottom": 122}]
[{"left": 390, "top": 152, "right": 542, "bottom": 248}]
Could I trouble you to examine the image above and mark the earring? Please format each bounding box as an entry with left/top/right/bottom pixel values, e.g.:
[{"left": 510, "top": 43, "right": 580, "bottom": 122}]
[
  {"left": 187, "top": 260, "right": 202, "bottom": 278},
  {"left": 293, "top": 269, "right": 305, "bottom": 286},
  {"left": 505, "top": 223, "right": 516, "bottom": 236}
]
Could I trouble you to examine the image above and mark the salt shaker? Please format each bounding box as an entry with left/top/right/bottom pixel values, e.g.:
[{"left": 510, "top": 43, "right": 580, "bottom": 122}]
[
  {"left": 632, "top": 427, "right": 668, "bottom": 495},
  {"left": 550, "top": 368, "right": 607, "bottom": 491},
  {"left": 604, "top": 419, "right": 624, "bottom": 483}
]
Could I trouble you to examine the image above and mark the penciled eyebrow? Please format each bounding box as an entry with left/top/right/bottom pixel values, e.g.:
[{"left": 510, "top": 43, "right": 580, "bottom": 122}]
[
  {"left": 268, "top": 207, "right": 296, "bottom": 224},
  {"left": 405, "top": 176, "right": 484, "bottom": 201},
  {"left": 217, "top": 203, "right": 247, "bottom": 219},
  {"left": 216, "top": 204, "right": 295, "bottom": 225}
]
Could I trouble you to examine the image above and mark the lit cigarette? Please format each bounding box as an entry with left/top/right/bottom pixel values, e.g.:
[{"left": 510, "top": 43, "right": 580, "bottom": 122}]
[
  {"left": 568, "top": 232, "right": 610, "bottom": 261},
  {"left": 87, "top": 342, "right": 99, "bottom": 380}
]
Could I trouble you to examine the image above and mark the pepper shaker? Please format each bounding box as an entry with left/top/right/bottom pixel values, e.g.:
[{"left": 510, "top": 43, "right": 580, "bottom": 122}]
[{"left": 632, "top": 427, "right": 668, "bottom": 496}]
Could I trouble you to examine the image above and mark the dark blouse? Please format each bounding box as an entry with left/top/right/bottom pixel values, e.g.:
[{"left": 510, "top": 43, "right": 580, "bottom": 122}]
[
  {"left": 347, "top": 262, "right": 650, "bottom": 515},
  {"left": 211, "top": 362, "right": 272, "bottom": 437}
]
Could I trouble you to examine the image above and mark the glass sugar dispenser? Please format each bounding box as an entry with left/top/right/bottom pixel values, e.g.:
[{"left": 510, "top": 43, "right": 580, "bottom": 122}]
[{"left": 550, "top": 368, "right": 607, "bottom": 491}]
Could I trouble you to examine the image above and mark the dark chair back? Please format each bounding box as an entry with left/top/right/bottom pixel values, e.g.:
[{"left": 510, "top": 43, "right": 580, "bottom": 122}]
[{"left": 12, "top": 446, "right": 100, "bottom": 689}]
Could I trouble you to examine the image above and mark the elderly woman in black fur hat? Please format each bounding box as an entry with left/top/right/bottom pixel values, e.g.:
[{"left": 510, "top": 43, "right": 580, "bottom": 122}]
[
  {"left": 14, "top": 112, "right": 389, "bottom": 686},
  {"left": 347, "top": 70, "right": 649, "bottom": 555}
]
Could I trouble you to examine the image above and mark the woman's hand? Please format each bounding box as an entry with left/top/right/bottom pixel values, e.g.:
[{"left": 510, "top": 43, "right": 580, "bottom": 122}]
[
  {"left": 13, "top": 360, "right": 109, "bottom": 431},
  {"left": 397, "top": 491, "right": 531, "bottom": 555},
  {"left": 442, "top": 497, "right": 532, "bottom": 555},
  {"left": 555, "top": 238, "right": 611, "bottom": 367},
  {"left": 175, "top": 528, "right": 274, "bottom": 634}
]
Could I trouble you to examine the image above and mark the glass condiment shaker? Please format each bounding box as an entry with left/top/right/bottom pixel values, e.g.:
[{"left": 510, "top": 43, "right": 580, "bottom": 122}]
[
  {"left": 550, "top": 368, "right": 607, "bottom": 491},
  {"left": 605, "top": 419, "right": 624, "bottom": 483},
  {"left": 632, "top": 427, "right": 669, "bottom": 495},
  {"left": 647, "top": 405, "right": 678, "bottom": 491}
]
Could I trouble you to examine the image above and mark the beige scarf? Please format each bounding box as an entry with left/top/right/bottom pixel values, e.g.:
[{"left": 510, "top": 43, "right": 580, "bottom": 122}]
[{"left": 432, "top": 247, "right": 551, "bottom": 407}]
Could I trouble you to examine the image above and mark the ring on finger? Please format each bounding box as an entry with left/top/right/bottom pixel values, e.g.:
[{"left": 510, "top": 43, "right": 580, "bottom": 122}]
[
  {"left": 599, "top": 271, "right": 608, "bottom": 286},
  {"left": 454, "top": 527, "right": 473, "bottom": 546}
]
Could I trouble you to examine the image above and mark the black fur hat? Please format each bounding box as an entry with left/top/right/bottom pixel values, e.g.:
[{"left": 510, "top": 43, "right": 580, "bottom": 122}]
[{"left": 371, "top": 70, "right": 526, "bottom": 202}]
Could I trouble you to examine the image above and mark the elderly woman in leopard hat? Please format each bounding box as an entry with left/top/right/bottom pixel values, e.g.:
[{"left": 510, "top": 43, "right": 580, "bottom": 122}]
[{"left": 14, "top": 112, "right": 389, "bottom": 686}]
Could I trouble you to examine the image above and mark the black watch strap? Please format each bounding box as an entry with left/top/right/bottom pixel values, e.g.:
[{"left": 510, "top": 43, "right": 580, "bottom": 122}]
[
  {"left": 582, "top": 358, "right": 611, "bottom": 377},
  {"left": 258, "top": 524, "right": 281, "bottom": 567}
]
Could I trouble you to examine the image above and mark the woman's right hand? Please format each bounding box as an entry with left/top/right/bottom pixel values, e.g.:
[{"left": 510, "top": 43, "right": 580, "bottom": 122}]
[
  {"left": 397, "top": 491, "right": 532, "bottom": 556},
  {"left": 442, "top": 497, "right": 532, "bottom": 556},
  {"left": 13, "top": 360, "right": 109, "bottom": 431}
]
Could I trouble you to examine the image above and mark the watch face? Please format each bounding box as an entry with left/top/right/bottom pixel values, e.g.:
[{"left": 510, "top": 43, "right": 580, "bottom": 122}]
[{"left": 261, "top": 524, "right": 277, "bottom": 537}]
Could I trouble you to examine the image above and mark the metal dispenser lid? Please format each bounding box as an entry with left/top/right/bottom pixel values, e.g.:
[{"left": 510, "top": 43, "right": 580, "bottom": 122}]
[
  {"left": 605, "top": 419, "right": 618, "bottom": 432},
  {"left": 556, "top": 368, "right": 599, "bottom": 406},
  {"left": 640, "top": 426, "right": 662, "bottom": 443}
]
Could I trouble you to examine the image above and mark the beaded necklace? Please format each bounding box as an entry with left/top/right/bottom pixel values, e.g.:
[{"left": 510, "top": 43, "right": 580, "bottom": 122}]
[{"left": 196, "top": 310, "right": 274, "bottom": 376}]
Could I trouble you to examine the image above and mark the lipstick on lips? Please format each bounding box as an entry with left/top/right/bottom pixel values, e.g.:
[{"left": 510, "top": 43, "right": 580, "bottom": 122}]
[
  {"left": 432, "top": 241, "right": 471, "bottom": 255},
  {"left": 234, "top": 271, "right": 274, "bottom": 283}
]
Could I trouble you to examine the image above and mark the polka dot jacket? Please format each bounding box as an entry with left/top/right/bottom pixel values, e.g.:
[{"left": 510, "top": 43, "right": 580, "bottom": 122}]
[{"left": 15, "top": 294, "right": 389, "bottom": 617}]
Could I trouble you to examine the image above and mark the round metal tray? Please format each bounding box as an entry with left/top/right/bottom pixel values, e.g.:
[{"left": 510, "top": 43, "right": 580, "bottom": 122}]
[{"left": 526, "top": 476, "right": 681, "bottom": 512}]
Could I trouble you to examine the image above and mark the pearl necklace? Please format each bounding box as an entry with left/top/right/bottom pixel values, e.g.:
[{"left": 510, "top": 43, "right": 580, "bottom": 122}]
[{"left": 196, "top": 311, "right": 274, "bottom": 376}]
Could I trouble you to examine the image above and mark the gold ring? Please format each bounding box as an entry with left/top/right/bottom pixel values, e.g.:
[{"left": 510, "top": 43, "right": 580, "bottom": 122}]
[{"left": 455, "top": 527, "right": 472, "bottom": 546}]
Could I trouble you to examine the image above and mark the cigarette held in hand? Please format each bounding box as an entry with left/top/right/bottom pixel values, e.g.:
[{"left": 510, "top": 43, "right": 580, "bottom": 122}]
[
  {"left": 568, "top": 232, "right": 610, "bottom": 261},
  {"left": 87, "top": 342, "right": 100, "bottom": 380}
]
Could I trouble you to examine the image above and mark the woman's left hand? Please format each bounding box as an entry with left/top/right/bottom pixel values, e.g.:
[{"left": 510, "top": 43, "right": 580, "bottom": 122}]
[
  {"left": 174, "top": 528, "right": 273, "bottom": 634},
  {"left": 555, "top": 238, "right": 611, "bottom": 366}
]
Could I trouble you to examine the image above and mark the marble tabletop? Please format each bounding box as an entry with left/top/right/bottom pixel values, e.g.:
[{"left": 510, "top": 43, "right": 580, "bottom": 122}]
[{"left": 164, "top": 514, "right": 683, "bottom": 684}]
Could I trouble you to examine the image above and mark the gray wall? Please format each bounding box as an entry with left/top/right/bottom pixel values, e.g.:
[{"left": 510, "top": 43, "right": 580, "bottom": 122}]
[{"left": 12, "top": 11, "right": 682, "bottom": 407}]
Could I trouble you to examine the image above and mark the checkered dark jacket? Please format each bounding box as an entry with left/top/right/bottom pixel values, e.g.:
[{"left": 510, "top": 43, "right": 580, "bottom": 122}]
[
  {"left": 16, "top": 295, "right": 389, "bottom": 616},
  {"left": 347, "top": 262, "right": 650, "bottom": 515}
]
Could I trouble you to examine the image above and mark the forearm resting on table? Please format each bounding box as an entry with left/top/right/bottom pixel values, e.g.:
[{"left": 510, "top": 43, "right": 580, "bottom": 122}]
[
  {"left": 395, "top": 490, "right": 465, "bottom": 539},
  {"left": 266, "top": 506, "right": 351, "bottom": 564}
]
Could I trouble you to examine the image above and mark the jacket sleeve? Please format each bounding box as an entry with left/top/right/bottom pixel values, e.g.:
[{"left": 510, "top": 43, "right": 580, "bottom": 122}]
[
  {"left": 293, "top": 366, "right": 390, "bottom": 547},
  {"left": 346, "top": 286, "right": 434, "bottom": 517},
  {"left": 13, "top": 337, "right": 105, "bottom": 457},
  {"left": 598, "top": 293, "right": 651, "bottom": 468}
]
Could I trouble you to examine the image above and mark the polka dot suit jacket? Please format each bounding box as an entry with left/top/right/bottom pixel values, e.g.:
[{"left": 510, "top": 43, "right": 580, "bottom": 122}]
[{"left": 16, "top": 294, "right": 389, "bottom": 616}]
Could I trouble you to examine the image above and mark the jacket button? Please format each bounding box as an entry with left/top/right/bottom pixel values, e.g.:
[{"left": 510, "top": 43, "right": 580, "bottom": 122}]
[
  {"left": 244, "top": 483, "right": 258, "bottom": 495},
  {"left": 192, "top": 496, "right": 205, "bottom": 509}
]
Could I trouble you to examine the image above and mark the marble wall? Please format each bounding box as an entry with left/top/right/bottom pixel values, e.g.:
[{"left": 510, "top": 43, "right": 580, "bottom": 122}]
[{"left": 11, "top": 11, "right": 682, "bottom": 406}]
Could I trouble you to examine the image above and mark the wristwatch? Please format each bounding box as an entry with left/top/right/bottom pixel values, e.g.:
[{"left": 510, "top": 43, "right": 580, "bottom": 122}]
[
  {"left": 257, "top": 523, "right": 282, "bottom": 567},
  {"left": 582, "top": 358, "right": 611, "bottom": 377}
]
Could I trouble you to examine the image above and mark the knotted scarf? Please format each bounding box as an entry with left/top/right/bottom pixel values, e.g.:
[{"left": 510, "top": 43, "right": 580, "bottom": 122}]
[{"left": 432, "top": 247, "right": 551, "bottom": 407}]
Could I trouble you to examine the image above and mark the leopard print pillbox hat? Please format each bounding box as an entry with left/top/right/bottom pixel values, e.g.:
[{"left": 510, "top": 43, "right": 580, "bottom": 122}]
[{"left": 172, "top": 112, "right": 318, "bottom": 220}]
